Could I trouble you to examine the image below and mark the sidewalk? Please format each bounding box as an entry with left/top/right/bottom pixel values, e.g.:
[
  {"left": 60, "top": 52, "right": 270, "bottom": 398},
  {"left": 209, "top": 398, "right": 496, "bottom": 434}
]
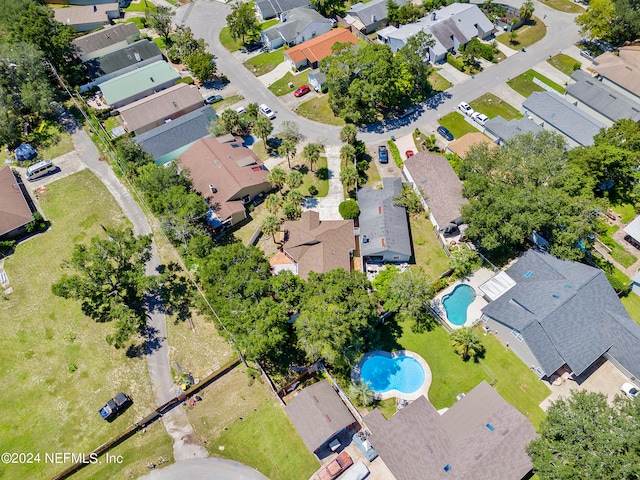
[
  {"left": 437, "top": 63, "right": 471, "bottom": 86},
  {"left": 533, "top": 59, "right": 572, "bottom": 88}
]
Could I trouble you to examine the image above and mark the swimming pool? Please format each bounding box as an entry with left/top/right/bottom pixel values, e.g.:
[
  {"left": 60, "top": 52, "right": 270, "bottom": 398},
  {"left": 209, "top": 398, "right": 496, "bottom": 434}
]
[
  {"left": 442, "top": 284, "right": 476, "bottom": 326},
  {"left": 360, "top": 354, "right": 425, "bottom": 395}
]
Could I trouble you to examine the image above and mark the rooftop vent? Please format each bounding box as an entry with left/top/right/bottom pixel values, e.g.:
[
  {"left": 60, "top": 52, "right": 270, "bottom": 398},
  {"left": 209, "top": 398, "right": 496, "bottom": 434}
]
[
  {"left": 443, "top": 464, "right": 451, "bottom": 472},
  {"left": 431, "top": 12, "right": 436, "bottom": 20},
  {"left": 150, "top": 77, "right": 154, "bottom": 82},
  {"left": 93, "top": 5, "right": 97, "bottom": 12},
  {"left": 552, "top": 294, "right": 560, "bottom": 299},
  {"left": 524, "top": 271, "right": 532, "bottom": 278},
  {"left": 362, "top": 235, "right": 369, "bottom": 243},
  {"left": 134, "top": 51, "right": 141, "bottom": 62},
  {"left": 564, "top": 284, "right": 572, "bottom": 289},
  {"left": 312, "top": 395, "right": 319, "bottom": 404},
  {"left": 486, "top": 423, "right": 495, "bottom": 431}
]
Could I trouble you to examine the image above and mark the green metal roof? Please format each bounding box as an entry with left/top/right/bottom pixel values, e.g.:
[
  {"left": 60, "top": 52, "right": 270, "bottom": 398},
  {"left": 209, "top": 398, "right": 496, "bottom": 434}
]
[{"left": 100, "top": 61, "right": 180, "bottom": 106}]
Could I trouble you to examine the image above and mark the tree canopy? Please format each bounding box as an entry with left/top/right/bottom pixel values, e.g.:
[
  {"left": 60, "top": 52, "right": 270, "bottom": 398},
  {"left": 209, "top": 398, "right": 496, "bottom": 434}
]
[
  {"left": 226, "top": 1, "right": 260, "bottom": 44},
  {"left": 576, "top": 0, "right": 640, "bottom": 45}
]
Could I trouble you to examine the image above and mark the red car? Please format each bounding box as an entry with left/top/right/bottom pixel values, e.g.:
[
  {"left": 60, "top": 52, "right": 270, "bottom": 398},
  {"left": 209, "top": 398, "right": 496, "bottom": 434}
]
[
  {"left": 317, "top": 451, "right": 353, "bottom": 480},
  {"left": 294, "top": 84, "right": 311, "bottom": 97},
  {"left": 405, "top": 150, "right": 414, "bottom": 159}
]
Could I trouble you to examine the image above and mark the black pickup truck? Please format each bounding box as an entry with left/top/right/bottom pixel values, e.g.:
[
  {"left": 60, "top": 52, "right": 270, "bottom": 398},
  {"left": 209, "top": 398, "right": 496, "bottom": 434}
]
[{"left": 99, "top": 392, "right": 132, "bottom": 421}]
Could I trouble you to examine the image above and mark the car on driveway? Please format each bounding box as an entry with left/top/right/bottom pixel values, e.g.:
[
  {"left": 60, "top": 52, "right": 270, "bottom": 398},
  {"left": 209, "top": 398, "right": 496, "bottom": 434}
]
[
  {"left": 437, "top": 125, "right": 454, "bottom": 141},
  {"left": 621, "top": 382, "right": 639, "bottom": 399},
  {"left": 458, "top": 102, "right": 474, "bottom": 117},
  {"left": 318, "top": 451, "right": 353, "bottom": 480},
  {"left": 580, "top": 49, "right": 595, "bottom": 60},
  {"left": 342, "top": 462, "right": 370, "bottom": 480},
  {"left": 378, "top": 145, "right": 388, "bottom": 164},
  {"left": 259, "top": 103, "right": 276, "bottom": 119},
  {"left": 235, "top": 106, "right": 246, "bottom": 114},
  {"left": 99, "top": 392, "right": 132, "bottom": 421},
  {"left": 472, "top": 112, "right": 489, "bottom": 127},
  {"left": 405, "top": 150, "right": 414, "bottom": 159},
  {"left": 205, "top": 95, "right": 223, "bottom": 104},
  {"left": 294, "top": 84, "right": 311, "bottom": 97}
]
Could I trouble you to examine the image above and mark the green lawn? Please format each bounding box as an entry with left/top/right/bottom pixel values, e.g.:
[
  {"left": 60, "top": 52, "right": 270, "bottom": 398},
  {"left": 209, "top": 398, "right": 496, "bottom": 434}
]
[
  {"left": 103, "top": 115, "right": 121, "bottom": 134},
  {"left": 362, "top": 155, "right": 382, "bottom": 188},
  {"left": 221, "top": 18, "right": 280, "bottom": 52},
  {"left": 408, "top": 213, "right": 450, "bottom": 280},
  {"left": 152, "top": 36, "right": 167, "bottom": 50},
  {"left": 268, "top": 71, "right": 309, "bottom": 96},
  {"left": 496, "top": 18, "right": 547, "bottom": 49},
  {"left": 297, "top": 96, "right": 346, "bottom": 126},
  {"left": 429, "top": 71, "right": 452, "bottom": 92},
  {"left": 438, "top": 111, "right": 479, "bottom": 138},
  {"left": 244, "top": 49, "right": 285, "bottom": 77},
  {"left": 124, "top": 17, "right": 146, "bottom": 30},
  {"left": 469, "top": 93, "right": 522, "bottom": 120},
  {"left": 547, "top": 53, "right": 581, "bottom": 77},
  {"left": 622, "top": 292, "right": 640, "bottom": 326},
  {"left": 32, "top": 122, "right": 75, "bottom": 160},
  {"left": 211, "top": 94, "right": 244, "bottom": 111},
  {"left": 0, "top": 170, "right": 172, "bottom": 479},
  {"left": 123, "top": 0, "right": 153, "bottom": 13},
  {"left": 613, "top": 203, "right": 638, "bottom": 224},
  {"left": 598, "top": 226, "right": 637, "bottom": 268},
  {"left": 299, "top": 155, "right": 329, "bottom": 197},
  {"left": 537, "top": 0, "right": 584, "bottom": 13},
  {"left": 507, "top": 69, "right": 565, "bottom": 98}
]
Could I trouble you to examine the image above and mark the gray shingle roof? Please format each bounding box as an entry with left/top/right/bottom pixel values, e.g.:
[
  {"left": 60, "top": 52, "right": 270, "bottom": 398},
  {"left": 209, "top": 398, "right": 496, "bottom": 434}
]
[
  {"left": 483, "top": 115, "right": 543, "bottom": 143},
  {"left": 134, "top": 105, "right": 216, "bottom": 160},
  {"left": 347, "top": 0, "right": 408, "bottom": 27},
  {"left": 255, "top": 0, "right": 311, "bottom": 19},
  {"left": 522, "top": 91, "right": 605, "bottom": 146},
  {"left": 72, "top": 23, "right": 139, "bottom": 59},
  {"left": 482, "top": 249, "right": 640, "bottom": 378},
  {"left": 566, "top": 70, "right": 640, "bottom": 123},
  {"left": 84, "top": 39, "right": 162, "bottom": 80},
  {"left": 357, "top": 177, "right": 412, "bottom": 258},
  {"left": 623, "top": 215, "right": 640, "bottom": 243},
  {"left": 261, "top": 7, "right": 330, "bottom": 43}
]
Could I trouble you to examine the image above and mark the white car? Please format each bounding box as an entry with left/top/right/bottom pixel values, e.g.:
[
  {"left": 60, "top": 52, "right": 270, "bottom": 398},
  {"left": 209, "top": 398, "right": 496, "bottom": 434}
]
[
  {"left": 342, "top": 462, "right": 370, "bottom": 480},
  {"left": 458, "top": 102, "right": 474, "bottom": 117},
  {"left": 472, "top": 112, "right": 489, "bottom": 127},
  {"left": 235, "top": 106, "right": 246, "bottom": 114},
  {"left": 259, "top": 103, "right": 276, "bottom": 119},
  {"left": 621, "top": 382, "right": 639, "bottom": 399}
]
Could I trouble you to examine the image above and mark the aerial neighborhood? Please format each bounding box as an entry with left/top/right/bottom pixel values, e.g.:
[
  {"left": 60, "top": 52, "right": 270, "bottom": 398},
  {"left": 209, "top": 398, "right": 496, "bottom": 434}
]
[{"left": 2, "top": 0, "right": 640, "bottom": 478}]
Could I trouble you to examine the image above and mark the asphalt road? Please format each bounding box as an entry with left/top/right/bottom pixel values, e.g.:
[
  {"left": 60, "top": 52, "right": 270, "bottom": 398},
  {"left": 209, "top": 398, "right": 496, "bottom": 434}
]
[
  {"left": 139, "top": 458, "right": 270, "bottom": 480},
  {"left": 176, "top": 0, "right": 582, "bottom": 144}
]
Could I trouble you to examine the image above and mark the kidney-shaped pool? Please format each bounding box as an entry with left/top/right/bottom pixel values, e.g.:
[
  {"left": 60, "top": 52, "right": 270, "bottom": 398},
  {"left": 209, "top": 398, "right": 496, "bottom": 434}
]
[{"left": 360, "top": 354, "right": 425, "bottom": 395}]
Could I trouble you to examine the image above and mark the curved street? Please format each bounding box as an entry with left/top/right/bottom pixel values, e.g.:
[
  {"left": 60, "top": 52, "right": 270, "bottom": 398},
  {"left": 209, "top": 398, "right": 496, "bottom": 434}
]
[{"left": 139, "top": 458, "right": 270, "bottom": 480}]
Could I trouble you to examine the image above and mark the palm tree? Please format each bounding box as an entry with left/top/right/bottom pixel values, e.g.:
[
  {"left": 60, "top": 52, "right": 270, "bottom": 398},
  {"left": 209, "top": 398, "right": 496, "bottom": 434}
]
[
  {"left": 519, "top": 0, "right": 534, "bottom": 21},
  {"left": 340, "top": 144, "right": 356, "bottom": 165},
  {"left": 278, "top": 140, "right": 297, "bottom": 169},
  {"left": 340, "top": 164, "right": 358, "bottom": 192},
  {"left": 219, "top": 109, "right": 240, "bottom": 135},
  {"left": 302, "top": 143, "right": 321, "bottom": 172},
  {"left": 340, "top": 124, "right": 358, "bottom": 146},
  {"left": 261, "top": 215, "right": 280, "bottom": 243},
  {"left": 509, "top": 29, "right": 519, "bottom": 45},
  {"left": 264, "top": 193, "right": 281, "bottom": 215},
  {"left": 450, "top": 327, "right": 485, "bottom": 361},
  {"left": 268, "top": 167, "right": 287, "bottom": 196},
  {"left": 349, "top": 380, "right": 375, "bottom": 407},
  {"left": 287, "top": 170, "right": 303, "bottom": 190},
  {"left": 286, "top": 189, "right": 304, "bottom": 207},
  {"left": 253, "top": 115, "right": 273, "bottom": 147}
]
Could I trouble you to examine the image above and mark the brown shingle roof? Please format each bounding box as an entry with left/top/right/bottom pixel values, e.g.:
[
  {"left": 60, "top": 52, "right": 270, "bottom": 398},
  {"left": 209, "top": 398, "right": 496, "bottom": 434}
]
[
  {"left": 446, "top": 132, "right": 497, "bottom": 159},
  {"left": 0, "top": 167, "right": 33, "bottom": 238},
  {"left": 54, "top": 3, "right": 119, "bottom": 27},
  {"left": 285, "top": 29, "right": 358, "bottom": 64},
  {"left": 403, "top": 152, "right": 467, "bottom": 229},
  {"left": 593, "top": 47, "right": 640, "bottom": 98},
  {"left": 365, "top": 381, "right": 537, "bottom": 480},
  {"left": 276, "top": 210, "right": 355, "bottom": 279},
  {"left": 119, "top": 84, "right": 204, "bottom": 134},
  {"left": 178, "top": 137, "right": 270, "bottom": 223},
  {"left": 285, "top": 380, "right": 357, "bottom": 453}
]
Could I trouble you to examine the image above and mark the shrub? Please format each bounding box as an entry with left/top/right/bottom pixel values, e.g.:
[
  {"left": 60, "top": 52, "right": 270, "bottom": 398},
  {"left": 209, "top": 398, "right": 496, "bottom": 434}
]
[
  {"left": 387, "top": 140, "right": 402, "bottom": 168},
  {"left": 606, "top": 271, "right": 631, "bottom": 295},
  {"left": 308, "top": 185, "right": 318, "bottom": 196},
  {"left": 446, "top": 52, "right": 465, "bottom": 72},
  {"left": 176, "top": 76, "right": 195, "bottom": 85},
  {"left": 339, "top": 199, "right": 360, "bottom": 220},
  {"left": 572, "top": 62, "right": 581, "bottom": 71}
]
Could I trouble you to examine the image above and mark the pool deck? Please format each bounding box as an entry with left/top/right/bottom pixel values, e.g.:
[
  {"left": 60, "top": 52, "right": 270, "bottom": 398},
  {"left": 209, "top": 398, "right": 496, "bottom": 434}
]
[
  {"left": 351, "top": 350, "right": 432, "bottom": 401},
  {"left": 431, "top": 268, "right": 494, "bottom": 330}
]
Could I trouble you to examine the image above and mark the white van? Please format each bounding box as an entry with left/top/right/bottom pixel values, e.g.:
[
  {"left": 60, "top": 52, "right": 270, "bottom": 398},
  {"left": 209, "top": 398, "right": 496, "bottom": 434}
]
[{"left": 25, "top": 160, "right": 56, "bottom": 181}]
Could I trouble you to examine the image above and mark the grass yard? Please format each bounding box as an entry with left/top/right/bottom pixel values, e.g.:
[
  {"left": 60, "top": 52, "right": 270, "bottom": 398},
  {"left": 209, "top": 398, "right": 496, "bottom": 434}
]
[
  {"left": 299, "top": 155, "right": 329, "bottom": 197},
  {"left": 362, "top": 156, "right": 382, "bottom": 188},
  {"left": 496, "top": 18, "right": 547, "bottom": 49},
  {"left": 211, "top": 94, "right": 244, "bottom": 111},
  {"left": 438, "top": 111, "right": 479, "bottom": 139},
  {"left": 103, "top": 115, "right": 122, "bottom": 135},
  {"left": 297, "top": 96, "right": 346, "bottom": 126},
  {"left": 622, "top": 293, "right": 640, "bottom": 326},
  {"left": 507, "top": 69, "right": 565, "bottom": 98},
  {"left": 123, "top": 0, "right": 153, "bottom": 13},
  {"left": 537, "top": 0, "right": 584, "bottom": 13},
  {"left": 598, "top": 226, "right": 637, "bottom": 268},
  {"left": 252, "top": 139, "right": 270, "bottom": 161},
  {"left": 152, "top": 36, "right": 167, "bottom": 50},
  {"left": 547, "top": 53, "right": 581, "bottom": 77},
  {"left": 221, "top": 18, "right": 280, "bottom": 52},
  {"left": 429, "top": 71, "right": 452, "bottom": 92},
  {"left": 408, "top": 213, "right": 450, "bottom": 280},
  {"left": 469, "top": 93, "right": 522, "bottom": 120},
  {"left": 244, "top": 49, "right": 285, "bottom": 77},
  {"left": 268, "top": 72, "right": 309, "bottom": 96},
  {"left": 0, "top": 170, "right": 172, "bottom": 479},
  {"left": 124, "top": 16, "right": 146, "bottom": 30},
  {"left": 612, "top": 203, "right": 638, "bottom": 224},
  {"left": 231, "top": 203, "right": 271, "bottom": 246}
]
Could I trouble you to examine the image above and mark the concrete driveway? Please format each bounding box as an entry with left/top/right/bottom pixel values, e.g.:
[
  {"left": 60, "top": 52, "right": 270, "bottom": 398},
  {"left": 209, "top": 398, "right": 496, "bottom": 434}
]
[
  {"left": 139, "top": 458, "right": 269, "bottom": 480},
  {"left": 303, "top": 145, "right": 344, "bottom": 220}
]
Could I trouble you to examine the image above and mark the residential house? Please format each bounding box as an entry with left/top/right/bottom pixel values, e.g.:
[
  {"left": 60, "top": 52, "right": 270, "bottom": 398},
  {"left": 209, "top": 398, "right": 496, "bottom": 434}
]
[
  {"left": 254, "top": 0, "right": 311, "bottom": 20},
  {"left": 403, "top": 153, "right": 467, "bottom": 236},
  {"left": 80, "top": 39, "right": 162, "bottom": 91},
  {"left": 623, "top": 215, "right": 640, "bottom": 250},
  {"left": 54, "top": 3, "right": 120, "bottom": 32},
  {"left": 365, "top": 381, "right": 537, "bottom": 480},
  {"left": 0, "top": 167, "right": 33, "bottom": 240},
  {"left": 344, "top": 0, "right": 408, "bottom": 34},
  {"left": 377, "top": 4, "right": 494, "bottom": 63},
  {"left": 446, "top": 132, "right": 497, "bottom": 159},
  {"left": 119, "top": 84, "right": 204, "bottom": 135},
  {"left": 592, "top": 46, "right": 640, "bottom": 102},
  {"left": 134, "top": 105, "right": 216, "bottom": 164},
  {"left": 480, "top": 249, "right": 640, "bottom": 382},
  {"left": 483, "top": 116, "right": 542, "bottom": 146},
  {"left": 308, "top": 71, "right": 326, "bottom": 92},
  {"left": 522, "top": 91, "right": 605, "bottom": 148},
  {"left": 178, "top": 135, "right": 271, "bottom": 228},
  {"left": 72, "top": 22, "right": 140, "bottom": 61},
  {"left": 269, "top": 211, "right": 355, "bottom": 279},
  {"left": 261, "top": 7, "right": 332, "bottom": 50},
  {"left": 284, "top": 28, "right": 359, "bottom": 70},
  {"left": 285, "top": 380, "right": 358, "bottom": 456},
  {"left": 99, "top": 61, "right": 180, "bottom": 108},
  {"left": 358, "top": 177, "right": 412, "bottom": 263},
  {"left": 565, "top": 70, "right": 640, "bottom": 127}
]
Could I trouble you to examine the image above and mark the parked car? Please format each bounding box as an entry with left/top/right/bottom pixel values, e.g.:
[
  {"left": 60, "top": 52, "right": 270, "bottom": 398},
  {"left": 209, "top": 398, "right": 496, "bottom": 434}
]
[
  {"left": 235, "top": 106, "right": 246, "bottom": 114},
  {"left": 378, "top": 145, "right": 388, "bottom": 164},
  {"left": 99, "top": 392, "right": 132, "bottom": 421},
  {"left": 244, "top": 41, "right": 263, "bottom": 52},
  {"left": 352, "top": 431, "right": 378, "bottom": 461},
  {"left": 437, "top": 125, "right": 454, "bottom": 141},
  {"left": 472, "top": 112, "right": 489, "bottom": 127},
  {"left": 621, "top": 382, "right": 639, "bottom": 399},
  {"left": 205, "top": 95, "right": 223, "bottom": 104},
  {"left": 317, "top": 451, "right": 353, "bottom": 480},
  {"left": 294, "top": 84, "right": 311, "bottom": 97},
  {"left": 580, "top": 49, "right": 595, "bottom": 60},
  {"left": 458, "top": 102, "right": 474, "bottom": 117},
  {"left": 259, "top": 103, "right": 276, "bottom": 119},
  {"left": 342, "top": 462, "right": 370, "bottom": 480},
  {"left": 405, "top": 150, "right": 414, "bottom": 159}
]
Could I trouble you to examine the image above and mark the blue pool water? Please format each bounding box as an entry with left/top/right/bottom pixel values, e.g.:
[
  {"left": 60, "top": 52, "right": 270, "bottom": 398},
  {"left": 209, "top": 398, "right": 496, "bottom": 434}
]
[
  {"left": 360, "top": 355, "right": 425, "bottom": 394},
  {"left": 442, "top": 284, "right": 476, "bottom": 326}
]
